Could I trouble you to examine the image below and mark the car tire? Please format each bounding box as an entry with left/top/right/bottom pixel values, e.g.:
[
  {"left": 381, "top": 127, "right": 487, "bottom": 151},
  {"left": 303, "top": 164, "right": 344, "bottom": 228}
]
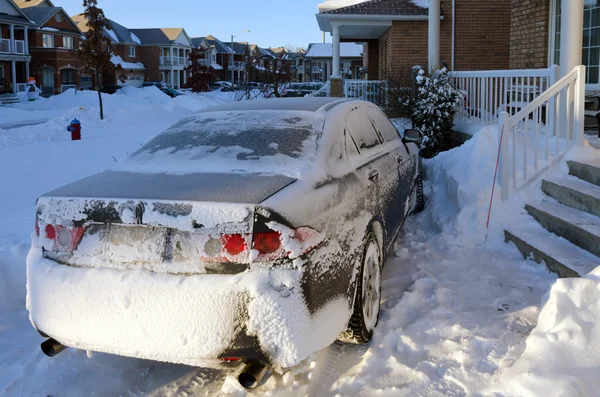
[
  {"left": 344, "top": 229, "right": 383, "bottom": 344},
  {"left": 413, "top": 158, "right": 425, "bottom": 213}
]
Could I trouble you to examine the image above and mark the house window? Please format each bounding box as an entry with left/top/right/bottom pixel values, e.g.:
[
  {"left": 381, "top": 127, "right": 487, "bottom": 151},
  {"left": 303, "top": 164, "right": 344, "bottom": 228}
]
[
  {"left": 63, "top": 36, "right": 73, "bottom": 49},
  {"left": 42, "top": 34, "right": 54, "bottom": 48},
  {"left": 129, "top": 46, "right": 135, "bottom": 58},
  {"left": 552, "top": 0, "right": 600, "bottom": 86},
  {"left": 0, "top": 65, "right": 4, "bottom": 79},
  {"left": 61, "top": 69, "right": 76, "bottom": 84}
]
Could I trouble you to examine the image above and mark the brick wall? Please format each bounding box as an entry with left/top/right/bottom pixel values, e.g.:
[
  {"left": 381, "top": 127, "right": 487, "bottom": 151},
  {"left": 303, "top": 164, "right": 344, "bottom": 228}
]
[
  {"left": 371, "top": 0, "right": 510, "bottom": 76},
  {"left": 510, "top": 0, "right": 550, "bottom": 69},
  {"left": 137, "top": 46, "right": 160, "bottom": 82}
]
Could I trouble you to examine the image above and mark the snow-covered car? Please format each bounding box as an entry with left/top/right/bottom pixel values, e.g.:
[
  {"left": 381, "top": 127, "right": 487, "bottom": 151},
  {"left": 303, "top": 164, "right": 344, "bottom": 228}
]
[{"left": 27, "top": 97, "right": 422, "bottom": 387}]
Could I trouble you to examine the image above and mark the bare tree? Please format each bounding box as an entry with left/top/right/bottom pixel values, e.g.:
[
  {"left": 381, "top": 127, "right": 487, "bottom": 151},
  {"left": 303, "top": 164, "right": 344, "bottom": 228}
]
[{"left": 73, "top": 0, "right": 122, "bottom": 120}]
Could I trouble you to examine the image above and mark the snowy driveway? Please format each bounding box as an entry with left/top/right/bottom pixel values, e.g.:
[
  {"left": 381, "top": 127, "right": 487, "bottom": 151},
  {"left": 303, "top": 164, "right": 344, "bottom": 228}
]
[
  {"left": 0, "top": 209, "right": 556, "bottom": 397},
  {"left": 0, "top": 89, "right": 559, "bottom": 396}
]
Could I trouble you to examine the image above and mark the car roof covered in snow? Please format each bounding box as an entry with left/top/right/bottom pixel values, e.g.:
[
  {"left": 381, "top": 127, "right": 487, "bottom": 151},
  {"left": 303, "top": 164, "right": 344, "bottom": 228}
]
[{"left": 197, "top": 97, "right": 350, "bottom": 114}]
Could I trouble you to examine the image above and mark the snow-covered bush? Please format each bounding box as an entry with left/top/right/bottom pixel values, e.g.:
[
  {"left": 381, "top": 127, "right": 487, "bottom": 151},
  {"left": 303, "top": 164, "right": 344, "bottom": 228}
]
[{"left": 412, "top": 67, "right": 464, "bottom": 158}]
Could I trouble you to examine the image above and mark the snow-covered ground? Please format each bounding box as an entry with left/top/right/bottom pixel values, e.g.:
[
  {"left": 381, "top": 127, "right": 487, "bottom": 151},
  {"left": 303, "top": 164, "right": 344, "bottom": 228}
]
[{"left": 1, "top": 89, "right": 599, "bottom": 396}]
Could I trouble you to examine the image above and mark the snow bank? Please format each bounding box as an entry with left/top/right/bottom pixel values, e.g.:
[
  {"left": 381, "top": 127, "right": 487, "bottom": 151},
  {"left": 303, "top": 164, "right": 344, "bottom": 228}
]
[
  {"left": 424, "top": 125, "right": 526, "bottom": 245},
  {"left": 491, "top": 266, "right": 600, "bottom": 396}
]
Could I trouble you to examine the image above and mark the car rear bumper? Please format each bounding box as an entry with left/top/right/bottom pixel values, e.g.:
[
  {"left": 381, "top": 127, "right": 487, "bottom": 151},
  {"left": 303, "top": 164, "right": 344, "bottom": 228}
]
[{"left": 26, "top": 247, "right": 349, "bottom": 369}]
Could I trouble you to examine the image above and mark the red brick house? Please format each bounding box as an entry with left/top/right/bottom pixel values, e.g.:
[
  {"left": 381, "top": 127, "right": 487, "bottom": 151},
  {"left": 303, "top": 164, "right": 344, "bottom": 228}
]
[
  {"left": 21, "top": 6, "right": 83, "bottom": 96},
  {"left": 0, "top": 0, "right": 33, "bottom": 95},
  {"left": 305, "top": 42, "right": 363, "bottom": 82}
]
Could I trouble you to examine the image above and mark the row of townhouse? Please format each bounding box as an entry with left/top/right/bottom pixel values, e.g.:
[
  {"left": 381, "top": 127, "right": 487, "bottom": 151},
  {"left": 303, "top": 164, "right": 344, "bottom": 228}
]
[{"left": 0, "top": 0, "right": 307, "bottom": 96}]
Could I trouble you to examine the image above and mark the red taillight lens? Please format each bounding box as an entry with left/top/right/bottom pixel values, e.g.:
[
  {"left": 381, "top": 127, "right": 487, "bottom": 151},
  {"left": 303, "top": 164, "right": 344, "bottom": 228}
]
[
  {"left": 39, "top": 223, "right": 85, "bottom": 252},
  {"left": 223, "top": 234, "right": 246, "bottom": 256},
  {"left": 253, "top": 232, "right": 281, "bottom": 255}
]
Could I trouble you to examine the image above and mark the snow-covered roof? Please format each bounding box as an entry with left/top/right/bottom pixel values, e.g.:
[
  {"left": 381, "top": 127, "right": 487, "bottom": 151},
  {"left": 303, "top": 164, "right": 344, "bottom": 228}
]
[
  {"left": 111, "top": 55, "right": 146, "bottom": 70},
  {"left": 305, "top": 42, "right": 363, "bottom": 59}
]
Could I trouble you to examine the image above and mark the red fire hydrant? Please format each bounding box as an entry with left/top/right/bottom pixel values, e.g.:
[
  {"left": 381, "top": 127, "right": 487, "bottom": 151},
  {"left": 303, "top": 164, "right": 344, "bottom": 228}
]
[{"left": 66, "top": 118, "right": 81, "bottom": 141}]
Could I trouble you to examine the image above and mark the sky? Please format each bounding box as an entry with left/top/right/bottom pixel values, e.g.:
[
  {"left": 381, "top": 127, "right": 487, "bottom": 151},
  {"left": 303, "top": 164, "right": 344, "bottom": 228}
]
[{"left": 56, "top": 0, "right": 330, "bottom": 49}]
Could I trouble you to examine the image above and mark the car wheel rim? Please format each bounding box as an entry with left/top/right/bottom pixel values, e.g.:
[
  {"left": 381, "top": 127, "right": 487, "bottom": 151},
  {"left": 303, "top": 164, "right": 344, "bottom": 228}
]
[{"left": 362, "top": 239, "right": 381, "bottom": 332}]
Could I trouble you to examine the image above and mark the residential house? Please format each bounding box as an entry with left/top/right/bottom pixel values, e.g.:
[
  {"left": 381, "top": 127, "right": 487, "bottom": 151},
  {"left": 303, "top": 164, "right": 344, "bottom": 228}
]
[
  {"left": 305, "top": 42, "right": 363, "bottom": 82},
  {"left": 249, "top": 44, "right": 276, "bottom": 82},
  {"left": 22, "top": 6, "right": 83, "bottom": 96},
  {"left": 0, "top": 0, "right": 33, "bottom": 95},
  {"left": 129, "top": 28, "right": 192, "bottom": 89},
  {"left": 13, "top": 0, "right": 53, "bottom": 8},
  {"left": 190, "top": 36, "right": 221, "bottom": 73},
  {"left": 316, "top": 0, "right": 511, "bottom": 83},
  {"left": 270, "top": 47, "right": 307, "bottom": 82},
  {"left": 201, "top": 35, "right": 249, "bottom": 83}
]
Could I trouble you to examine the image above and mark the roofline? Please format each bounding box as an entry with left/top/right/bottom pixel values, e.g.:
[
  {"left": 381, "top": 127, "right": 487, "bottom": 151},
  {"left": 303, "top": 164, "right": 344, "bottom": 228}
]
[
  {"left": 33, "top": 7, "right": 82, "bottom": 34},
  {"left": 316, "top": 13, "right": 432, "bottom": 32},
  {"left": 4, "top": 0, "right": 35, "bottom": 25}
]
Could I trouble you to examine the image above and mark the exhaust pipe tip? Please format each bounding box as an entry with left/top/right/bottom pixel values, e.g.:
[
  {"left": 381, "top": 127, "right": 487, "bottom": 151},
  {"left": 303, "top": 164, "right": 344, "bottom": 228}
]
[
  {"left": 41, "top": 338, "right": 67, "bottom": 357},
  {"left": 238, "top": 362, "right": 269, "bottom": 389}
]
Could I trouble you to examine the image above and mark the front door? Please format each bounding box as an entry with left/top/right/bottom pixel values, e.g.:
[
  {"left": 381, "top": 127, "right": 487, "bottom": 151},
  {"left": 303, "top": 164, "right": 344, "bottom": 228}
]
[{"left": 42, "top": 68, "right": 54, "bottom": 96}]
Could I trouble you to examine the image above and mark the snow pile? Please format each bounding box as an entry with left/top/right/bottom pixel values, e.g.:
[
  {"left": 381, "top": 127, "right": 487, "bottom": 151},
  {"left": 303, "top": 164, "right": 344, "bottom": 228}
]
[
  {"left": 130, "top": 32, "right": 141, "bottom": 44},
  {"left": 491, "top": 267, "right": 600, "bottom": 396},
  {"left": 411, "top": 0, "right": 429, "bottom": 8},
  {"left": 424, "top": 125, "right": 525, "bottom": 245},
  {"left": 110, "top": 54, "right": 145, "bottom": 70}
]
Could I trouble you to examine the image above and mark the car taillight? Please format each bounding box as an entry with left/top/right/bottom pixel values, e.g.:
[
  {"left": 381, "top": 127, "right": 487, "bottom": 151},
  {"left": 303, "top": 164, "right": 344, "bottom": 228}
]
[
  {"left": 200, "top": 227, "right": 323, "bottom": 263},
  {"left": 41, "top": 223, "right": 85, "bottom": 252}
]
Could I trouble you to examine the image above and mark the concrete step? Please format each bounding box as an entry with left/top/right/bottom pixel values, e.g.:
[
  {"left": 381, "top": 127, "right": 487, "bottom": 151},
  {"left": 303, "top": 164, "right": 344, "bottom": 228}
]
[
  {"left": 0, "top": 94, "right": 19, "bottom": 105},
  {"left": 505, "top": 222, "right": 600, "bottom": 277},
  {"left": 568, "top": 160, "right": 600, "bottom": 187},
  {"left": 542, "top": 177, "right": 600, "bottom": 218},
  {"left": 525, "top": 200, "right": 600, "bottom": 258}
]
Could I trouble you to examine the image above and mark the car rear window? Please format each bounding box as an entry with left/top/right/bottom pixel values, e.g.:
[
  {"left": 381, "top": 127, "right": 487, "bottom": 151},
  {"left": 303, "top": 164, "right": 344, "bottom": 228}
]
[{"left": 117, "top": 110, "right": 325, "bottom": 178}]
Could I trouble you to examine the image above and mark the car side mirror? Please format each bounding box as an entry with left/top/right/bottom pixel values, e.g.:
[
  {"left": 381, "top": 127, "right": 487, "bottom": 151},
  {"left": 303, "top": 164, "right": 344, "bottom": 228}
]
[{"left": 403, "top": 129, "right": 421, "bottom": 144}]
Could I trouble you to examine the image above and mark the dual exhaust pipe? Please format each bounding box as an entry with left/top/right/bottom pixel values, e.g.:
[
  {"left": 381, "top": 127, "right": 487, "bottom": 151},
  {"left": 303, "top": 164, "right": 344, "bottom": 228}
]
[{"left": 40, "top": 337, "right": 269, "bottom": 390}]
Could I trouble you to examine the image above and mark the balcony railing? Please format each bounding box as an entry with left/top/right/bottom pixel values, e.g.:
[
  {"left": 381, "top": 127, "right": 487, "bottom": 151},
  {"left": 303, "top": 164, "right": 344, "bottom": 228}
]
[
  {"left": 199, "top": 59, "right": 210, "bottom": 66},
  {"left": 0, "top": 38, "right": 10, "bottom": 53},
  {"left": 14, "top": 40, "right": 25, "bottom": 54},
  {"left": 0, "top": 39, "right": 28, "bottom": 54},
  {"left": 228, "top": 61, "right": 246, "bottom": 70},
  {"left": 160, "top": 56, "right": 190, "bottom": 66}
]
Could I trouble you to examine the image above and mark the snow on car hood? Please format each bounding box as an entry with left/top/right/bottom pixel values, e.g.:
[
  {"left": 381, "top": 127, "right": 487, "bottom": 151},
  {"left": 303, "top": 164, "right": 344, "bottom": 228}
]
[{"left": 114, "top": 110, "right": 325, "bottom": 179}]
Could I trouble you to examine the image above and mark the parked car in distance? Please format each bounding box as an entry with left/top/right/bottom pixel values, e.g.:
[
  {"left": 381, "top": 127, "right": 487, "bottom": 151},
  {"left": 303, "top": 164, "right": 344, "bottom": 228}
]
[
  {"left": 210, "top": 81, "right": 237, "bottom": 92},
  {"left": 100, "top": 85, "right": 124, "bottom": 94},
  {"left": 160, "top": 87, "right": 184, "bottom": 98},
  {"left": 281, "top": 82, "right": 326, "bottom": 98},
  {"left": 141, "top": 81, "right": 168, "bottom": 89},
  {"left": 28, "top": 97, "right": 422, "bottom": 389}
]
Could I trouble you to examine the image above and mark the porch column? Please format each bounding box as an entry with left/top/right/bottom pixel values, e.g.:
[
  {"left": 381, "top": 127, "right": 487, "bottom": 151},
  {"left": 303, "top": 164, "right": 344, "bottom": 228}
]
[
  {"left": 9, "top": 25, "right": 14, "bottom": 53},
  {"left": 170, "top": 46, "right": 175, "bottom": 88},
  {"left": 332, "top": 25, "right": 341, "bottom": 78},
  {"left": 26, "top": 62, "right": 30, "bottom": 80},
  {"left": 24, "top": 26, "right": 28, "bottom": 55},
  {"left": 559, "top": 0, "right": 583, "bottom": 77},
  {"left": 11, "top": 60, "right": 17, "bottom": 94},
  {"left": 428, "top": 0, "right": 440, "bottom": 72}
]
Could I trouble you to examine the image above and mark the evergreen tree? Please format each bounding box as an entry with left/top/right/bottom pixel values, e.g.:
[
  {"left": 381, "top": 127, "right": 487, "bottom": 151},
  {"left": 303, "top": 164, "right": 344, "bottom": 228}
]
[
  {"left": 412, "top": 67, "right": 464, "bottom": 158},
  {"left": 74, "top": 0, "right": 121, "bottom": 120},
  {"left": 185, "top": 48, "right": 213, "bottom": 92}
]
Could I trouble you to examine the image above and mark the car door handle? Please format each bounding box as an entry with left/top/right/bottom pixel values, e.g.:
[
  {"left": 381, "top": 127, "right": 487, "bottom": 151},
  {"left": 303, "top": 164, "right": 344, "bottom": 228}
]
[{"left": 368, "top": 170, "right": 379, "bottom": 181}]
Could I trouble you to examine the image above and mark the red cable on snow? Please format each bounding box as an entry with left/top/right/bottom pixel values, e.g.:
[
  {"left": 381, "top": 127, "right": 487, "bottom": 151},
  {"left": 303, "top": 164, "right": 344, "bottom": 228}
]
[{"left": 486, "top": 124, "right": 505, "bottom": 231}]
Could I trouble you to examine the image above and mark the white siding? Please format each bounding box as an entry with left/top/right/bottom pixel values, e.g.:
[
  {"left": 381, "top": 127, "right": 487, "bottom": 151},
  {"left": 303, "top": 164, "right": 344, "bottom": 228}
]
[
  {"left": 173, "top": 32, "right": 190, "bottom": 46},
  {"left": 0, "top": 0, "right": 21, "bottom": 16}
]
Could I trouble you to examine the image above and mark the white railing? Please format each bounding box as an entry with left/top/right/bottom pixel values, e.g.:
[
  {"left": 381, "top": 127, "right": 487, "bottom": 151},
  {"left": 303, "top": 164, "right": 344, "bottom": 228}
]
[
  {"left": 160, "top": 56, "right": 186, "bottom": 66},
  {"left": 344, "top": 79, "right": 387, "bottom": 105},
  {"left": 16, "top": 83, "right": 27, "bottom": 93},
  {"left": 14, "top": 40, "right": 25, "bottom": 54},
  {"left": 452, "top": 66, "right": 559, "bottom": 125},
  {"left": 498, "top": 65, "right": 585, "bottom": 200},
  {"left": 61, "top": 84, "right": 77, "bottom": 92},
  {"left": 228, "top": 61, "right": 246, "bottom": 70},
  {"left": 0, "top": 38, "right": 10, "bottom": 53},
  {"left": 199, "top": 59, "right": 210, "bottom": 66}
]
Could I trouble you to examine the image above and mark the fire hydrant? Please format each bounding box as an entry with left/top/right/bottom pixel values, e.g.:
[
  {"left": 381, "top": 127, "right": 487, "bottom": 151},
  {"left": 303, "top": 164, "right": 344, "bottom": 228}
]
[{"left": 66, "top": 118, "right": 81, "bottom": 141}]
